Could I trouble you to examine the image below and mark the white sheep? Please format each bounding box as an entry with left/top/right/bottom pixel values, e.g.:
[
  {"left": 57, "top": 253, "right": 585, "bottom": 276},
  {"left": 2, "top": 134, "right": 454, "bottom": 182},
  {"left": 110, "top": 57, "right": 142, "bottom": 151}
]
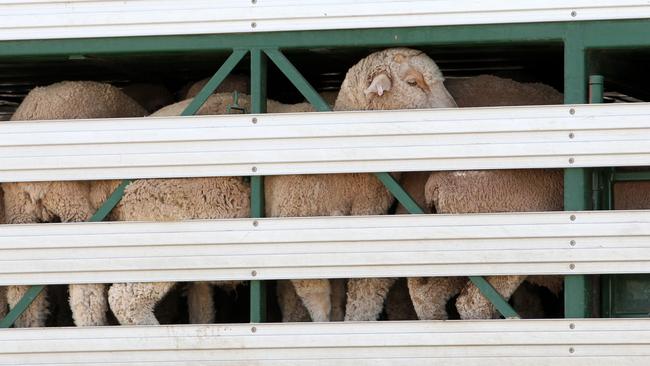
[
  {"left": 272, "top": 47, "right": 457, "bottom": 322},
  {"left": 2, "top": 81, "right": 147, "bottom": 327},
  {"left": 100, "top": 92, "right": 314, "bottom": 325},
  {"left": 401, "top": 75, "right": 565, "bottom": 320}
]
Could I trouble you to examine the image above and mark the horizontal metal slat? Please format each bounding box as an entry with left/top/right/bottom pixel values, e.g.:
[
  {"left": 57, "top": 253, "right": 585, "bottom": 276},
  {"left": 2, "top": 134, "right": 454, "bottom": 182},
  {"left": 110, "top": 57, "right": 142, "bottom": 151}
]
[
  {"left": 1, "top": 319, "right": 650, "bottom": 365},
  {"left": 0, "top": 0, "right": 649, "bottom": 40},
  {"left": 2, "top": 104, "right": 650, "bottom": 182},
  {"left": 0, "top": 210, "right": 649, "bottom": 285}
]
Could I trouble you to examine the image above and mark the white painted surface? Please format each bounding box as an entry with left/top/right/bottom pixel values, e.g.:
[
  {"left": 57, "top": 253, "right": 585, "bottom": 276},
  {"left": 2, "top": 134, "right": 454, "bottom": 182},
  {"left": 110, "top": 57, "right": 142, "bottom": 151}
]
[
  {"left": 1, "top": 319, "right": 650, "bottom": 365},
  {"left": 0, "top": 1, "right": 648, "bottom": 41},
  {"left": 0, "top": 210, "right": 649, "bottom": 285},
  {"left": 2, "top": 103, "right": 650, "bottom": 182}
]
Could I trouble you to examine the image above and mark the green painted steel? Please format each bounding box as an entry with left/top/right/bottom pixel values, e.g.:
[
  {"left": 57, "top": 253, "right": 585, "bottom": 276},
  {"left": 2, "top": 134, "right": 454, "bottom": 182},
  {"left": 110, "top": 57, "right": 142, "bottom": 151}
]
[
  {"left": 264, "top": 48, "right": 331, "bottom": 112},
  {"left": 613, "top": 170, "right": 650, "bottom": 182},
  {"left": 0, "top": 285, "right": 45, "bottom": 328},
  {"left": 564, "top": 41, "right": 593, "bottom": 318},
  {"left": 89, "top": 179, "right": 133, "bottom": 222},
  {"left": 249, "top": 47, "right": 268, "bottom": 323},
  {"left": 467, "top": 277, "right": 520, "bottom": 319},
  {"left": 374, "top": 172, "right": 425, "bottom": 215},
  {"left": 181, "top": 49, "right": 248, "bottom": 116}
]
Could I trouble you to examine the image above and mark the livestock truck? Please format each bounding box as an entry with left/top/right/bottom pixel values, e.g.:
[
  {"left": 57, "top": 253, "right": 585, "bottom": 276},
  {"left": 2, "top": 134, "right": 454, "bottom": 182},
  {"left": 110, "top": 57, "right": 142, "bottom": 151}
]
[{"left": 1, "top": 1, "right": 650, "bottom": 364}]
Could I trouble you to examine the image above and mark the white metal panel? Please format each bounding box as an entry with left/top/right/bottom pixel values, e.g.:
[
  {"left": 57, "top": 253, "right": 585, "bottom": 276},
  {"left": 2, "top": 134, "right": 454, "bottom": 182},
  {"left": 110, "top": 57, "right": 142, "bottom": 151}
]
[
  {"left": 1, "top": 319, "right": 650, "bottom": 365},
  {"left": 1, "top": 210, "right": 649, "bottom": 285},
  {"left": 2, "top": 103, "right": 650, "bottom": 182},
  {"left": 0, "top": 0, "right": 649, "bottom": 41}
]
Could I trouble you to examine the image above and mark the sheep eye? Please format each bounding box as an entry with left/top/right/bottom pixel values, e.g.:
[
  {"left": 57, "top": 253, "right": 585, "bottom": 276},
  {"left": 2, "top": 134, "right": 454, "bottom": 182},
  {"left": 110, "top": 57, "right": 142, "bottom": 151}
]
[{"left": 407, "top": 80, "right": 417, "bottom": 86}]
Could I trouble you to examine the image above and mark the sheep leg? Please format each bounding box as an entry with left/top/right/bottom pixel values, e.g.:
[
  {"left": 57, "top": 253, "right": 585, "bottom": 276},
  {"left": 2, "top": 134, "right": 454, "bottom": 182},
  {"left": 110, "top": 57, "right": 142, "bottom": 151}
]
[
  {"left": 276, "top": 280, "right": 311, "bottom": 322},
  {"left": 69, "top": 284, "right": 107, "bottom": 326},
  {"left": 291, "top": 279, "right": 331, "bottom": 322},
  {"left": 330, "top": 279, "right": 347, "bottom": 321},
  {"left": 187, "top": 282, "right": 215, "bottom": 324},
  {"left": 456, "top": 275, "right": 527, "bottom": 319},
  {"left": 6, "top": 285, "right": 49, "bottom": 327},
  {"left": 108, "top": 282, "right": 175, "bottom": 325},
  {"left": 344, "top": 278, "right": 396, "bottom": 321},
  {"left": 407, "top": 277, "right": 465, "bottom": 320}
]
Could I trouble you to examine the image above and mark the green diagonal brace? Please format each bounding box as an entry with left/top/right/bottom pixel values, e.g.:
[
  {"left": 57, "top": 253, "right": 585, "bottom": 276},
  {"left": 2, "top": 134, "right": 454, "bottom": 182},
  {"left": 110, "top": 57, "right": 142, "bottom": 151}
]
[
  {"left": 0, "top": 179, "right": 133, "bottom": 328},
  {"left": 181, "top": 49, "right": 248, "bottom": 116},
  {"left": 374, "top": 172, "right": 426, "bottom": 214},
  {"left": 468, "top": 276, "right": 520, "bottom": 319},
  {"left": 264, "top": 48, "right": 331, "bottom": 112}
]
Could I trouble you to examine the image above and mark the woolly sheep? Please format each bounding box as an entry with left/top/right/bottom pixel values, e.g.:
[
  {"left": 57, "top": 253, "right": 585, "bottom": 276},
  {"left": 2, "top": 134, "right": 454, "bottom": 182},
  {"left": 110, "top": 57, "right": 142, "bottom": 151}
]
[
  {"left": 272, "top": 47, "right": 456, "bottom": 322},
  {"left": 121, "top": 83, "right": 174, "bottom": 113},
  {"left": 2, "top": 81, "right": 147, "bottom": 327},
  {"left": 402, "top": 75, "right": 564, "bottom": 320},
  {"left": 0, "top": 188, "right": 5, "bottom": 321},
  {"left": 100, "top": 92, "right": 313, "bottom": 325},
  {"left": 181, "top": 74, "right": 250, "bottom": 100}
]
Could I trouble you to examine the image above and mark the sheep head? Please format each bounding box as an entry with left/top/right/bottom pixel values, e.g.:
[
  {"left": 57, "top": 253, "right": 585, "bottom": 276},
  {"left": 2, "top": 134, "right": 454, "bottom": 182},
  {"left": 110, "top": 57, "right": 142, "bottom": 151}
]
[{"left": 335, "top": 48, "right": 457, "bottom": 111}]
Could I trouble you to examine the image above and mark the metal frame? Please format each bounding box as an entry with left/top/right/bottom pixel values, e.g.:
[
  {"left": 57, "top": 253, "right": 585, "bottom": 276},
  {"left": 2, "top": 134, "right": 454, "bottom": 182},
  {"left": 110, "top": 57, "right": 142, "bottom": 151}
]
[
  {"left": 2, "top": 18, "right": 650, "bottom": 326},
  {"left": 2, "top": 319, "right": 650, "bottom": 365}
]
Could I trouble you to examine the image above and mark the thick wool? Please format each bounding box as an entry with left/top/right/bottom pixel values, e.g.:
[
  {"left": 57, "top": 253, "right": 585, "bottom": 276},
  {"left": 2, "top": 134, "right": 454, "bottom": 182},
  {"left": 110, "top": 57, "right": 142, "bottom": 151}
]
[
  {"left": 0, "top": 189, "right": 5, "bottom": 320},
  {"left": 2, "top": 81, "right": 147, "bottom": 327},
  {"left": 273, "top": 48, "right": 456, "bottom": 322},
  {"left": 103, "top": 92, "right": 311, "bottom": 325},
  {"left": 396, "top": 75, "right": 564, "bottom": 320},
  {"left": 121, "top": 83, "right": 174, "bottom": 113},
  {"left": 182, "top": 74, "right": 250, "bottom": 99},
  {"left": 424, "top": 169, "right": 563, "bottom": 319}
]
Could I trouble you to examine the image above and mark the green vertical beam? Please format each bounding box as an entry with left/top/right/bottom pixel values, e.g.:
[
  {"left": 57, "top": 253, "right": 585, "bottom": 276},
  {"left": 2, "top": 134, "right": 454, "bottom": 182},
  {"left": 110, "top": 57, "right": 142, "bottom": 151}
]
[
  {"left": 181, "top": 49, "right": 248, "bottom": 116},
  {"left": 250, "top": 48, "right": 267, "bottom": 323},
  {"left": 264, "top": 48, "right": 331, "bottom": 112},
  {"left": 564, "top": 32, "right": 593, "bottom": 318}
]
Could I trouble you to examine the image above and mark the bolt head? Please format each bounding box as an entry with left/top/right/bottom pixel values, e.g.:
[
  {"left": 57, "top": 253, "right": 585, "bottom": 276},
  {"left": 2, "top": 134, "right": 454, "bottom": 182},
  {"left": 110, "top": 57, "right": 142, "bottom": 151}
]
[
  {"left": 569, "top": 347, "right": 575, "bottom": 353},
  {"left": 570, "top": 240, "right": 576, "bottom": 246},
  {"left": 569, "top": 132, "right": 575, "bottom": 139},
  {"left": 251, "top": 22, "right": 257, "bottom": 28},
  {"left": 253, "top": 220, "right": 259, "bottom": 227},
  {"left": 569, "top": 323, "right": 575, "bottom": 329},
  {"left": 569, "top": 263, "right": 576, "bottom": 270},
  {"left": 570, "top": 214, "right": 576, "bottom": 221},
  {"left": 251, "top": 326, "right": 257, "bottom": 333},
  {"left": 569, "top": 108, "right": 575, "bottom": 115},
  {"left": 571, "top": 11, "right": 577, "bottom": 17},
  {"left": 569, "top": 157, "right": 575, "bottom": 164},
  {"left": 251, "top": 270, "right": 257, "bottom": 276},
  {"left": 252, "top": 166, "right": 258, "bottom": 172}
]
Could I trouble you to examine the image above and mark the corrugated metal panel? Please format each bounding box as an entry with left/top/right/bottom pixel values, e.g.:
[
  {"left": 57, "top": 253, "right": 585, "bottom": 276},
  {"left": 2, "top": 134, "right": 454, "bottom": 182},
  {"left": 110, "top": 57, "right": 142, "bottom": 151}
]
[
  {"left": 0, "top": 210, "right": 649, "bottom": 285},
  {"left": 1, "top": 319, "right": 650, "bottom": 365},
  {"left": 2, "top": 103, "right": 650, "bottom": 182},
  {"left": 0, "top": 1, "right": 649, "bottom": 40}
]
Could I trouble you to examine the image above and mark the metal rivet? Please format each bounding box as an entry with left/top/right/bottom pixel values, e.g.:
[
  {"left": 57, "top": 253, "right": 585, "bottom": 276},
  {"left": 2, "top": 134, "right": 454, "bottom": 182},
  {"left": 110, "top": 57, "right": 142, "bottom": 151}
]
[
  {"left": 569, "top": 347, "right": 575, "bottom": 353},
  {"left": 570, "top": 215, "right": 576, "bottom": 221},
  {"left": 569, "top": 108, "right": 575, "bottom": 115},
  {"left": 571, "top": 11, "right": 577, "bottom": 17},
  {"left": 252, "top": 166, "right": 258, "bottom": 172},
  {"left": 251, "top": 270, "right": 257, "bottom": 277},
  {"left": 570, "top": 240, "right": 576, "bottom": 246},
  {"left": 570, "top": 263, "right": 576, "bottom": 270},
  {"left": 569, "top": 157, "right": 575, "bottom": 164},
  {"left": 251, "top": 0, "right": 257, "bottom": 3},
  {"left": 253, "top": 220, "right": 259, "bottom": 227},
  {"left": 252, "top": 117, "right": 258, "bottom": 124},
  {"left": 251, "top": 326, "right": 257, "bottom": 333},
  {"left": 251, "top": 22, "right": 257, "bottom": 28},
  {"left": 569, "top": 323, "right": 575, "bottom": 329},
  {"left": 569, "top": 132, "right": 575, "bottom": 139}
]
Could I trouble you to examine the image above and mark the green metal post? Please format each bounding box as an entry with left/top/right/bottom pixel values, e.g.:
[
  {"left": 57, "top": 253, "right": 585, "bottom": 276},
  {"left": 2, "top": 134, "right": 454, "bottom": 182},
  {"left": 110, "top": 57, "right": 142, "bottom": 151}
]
[
  {"left": 181, "top": 49, "right": 248, "bottom": 116},
  {"left": 250, "top": 48, "right": 267, "bottom": 323},
  {"left": 564, "top": 34, "right": 593, "bottom": 318}
]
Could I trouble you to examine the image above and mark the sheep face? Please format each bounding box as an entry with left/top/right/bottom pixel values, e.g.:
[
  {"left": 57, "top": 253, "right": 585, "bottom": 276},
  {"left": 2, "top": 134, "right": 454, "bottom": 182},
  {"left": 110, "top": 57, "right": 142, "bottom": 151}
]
[{"left": 336, "top": 48, "right": 456, "bottom": 111}]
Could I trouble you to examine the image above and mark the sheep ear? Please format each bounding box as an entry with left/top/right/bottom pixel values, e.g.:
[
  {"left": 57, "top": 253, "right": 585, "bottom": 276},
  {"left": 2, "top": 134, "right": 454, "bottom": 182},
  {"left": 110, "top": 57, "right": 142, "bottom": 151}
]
[{"left": 364, "top": 74, "right": 392, "bottom": 96}]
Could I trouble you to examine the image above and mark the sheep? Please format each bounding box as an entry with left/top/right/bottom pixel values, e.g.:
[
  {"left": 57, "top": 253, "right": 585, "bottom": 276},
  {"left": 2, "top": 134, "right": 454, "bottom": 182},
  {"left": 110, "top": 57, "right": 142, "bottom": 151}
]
[
  {"left": 400, "top": 75, "right": 565, "bottom": 320},
  {"left": 271, "top": 47, "right": 456, "bottom": 322},
  {"left": 180, "top": 74, "right": 250, "bottom": 100},
  {"left": 1, "top": 81, "right": 147, "bottom": 327},
  {"left": 0, "top": 188, "right": 5, "bottom": 321},
  {"left": 101, "top": 92, "right": 314, "bottom": 325},
  {"left": 120, "top": 83, "right": 174, "bottom": 113}
]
